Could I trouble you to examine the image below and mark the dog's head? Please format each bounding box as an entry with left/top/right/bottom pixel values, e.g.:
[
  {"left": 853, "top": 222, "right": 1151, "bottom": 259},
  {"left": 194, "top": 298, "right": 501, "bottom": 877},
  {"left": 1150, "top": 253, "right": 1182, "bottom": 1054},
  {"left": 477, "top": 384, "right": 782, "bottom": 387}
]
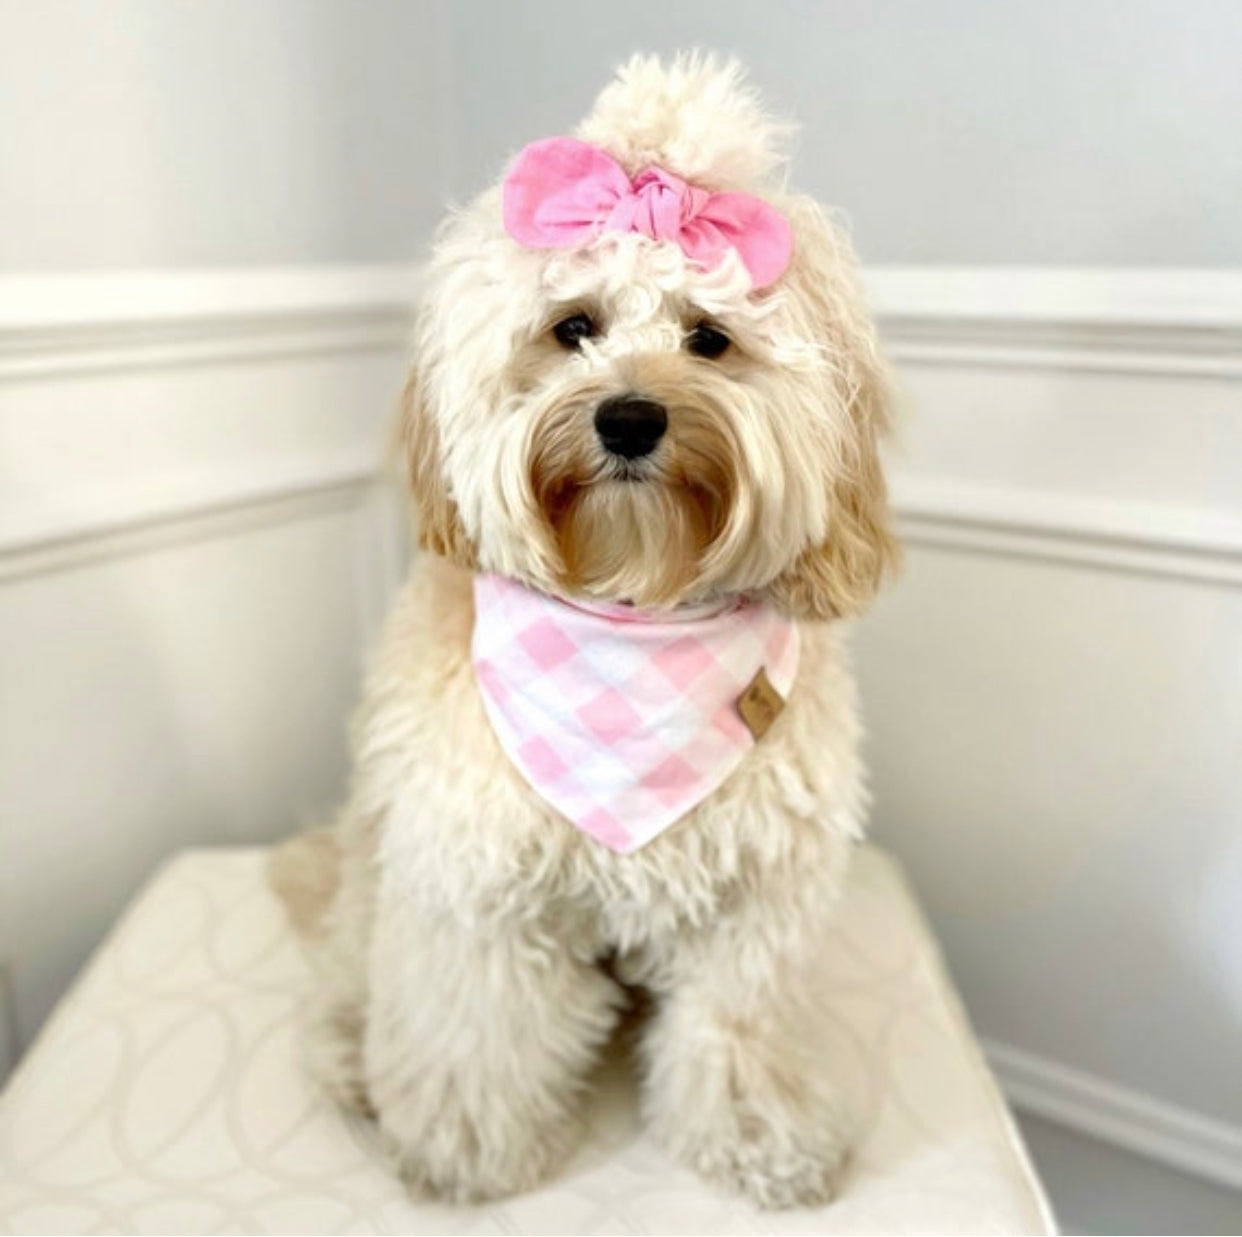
[{"left": 402, "top": 53, "right": 899, "bottom": 618}]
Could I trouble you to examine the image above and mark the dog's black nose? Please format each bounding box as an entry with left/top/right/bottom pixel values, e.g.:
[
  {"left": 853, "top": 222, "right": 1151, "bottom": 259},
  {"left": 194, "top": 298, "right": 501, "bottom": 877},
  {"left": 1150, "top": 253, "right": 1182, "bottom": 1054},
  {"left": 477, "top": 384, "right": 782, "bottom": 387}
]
[{"left": 594, "top": 396, "right": 668, "bottom": 460}]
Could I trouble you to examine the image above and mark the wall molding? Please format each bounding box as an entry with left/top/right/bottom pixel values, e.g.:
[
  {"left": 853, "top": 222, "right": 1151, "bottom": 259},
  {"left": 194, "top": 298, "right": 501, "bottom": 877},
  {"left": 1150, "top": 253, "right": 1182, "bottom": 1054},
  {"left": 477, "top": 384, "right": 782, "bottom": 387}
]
[
  {"left": 0, "top": 266, "right": 417, "bottom": 378},
  {"left": 893, "top": 478, "right": 1242, "bottom": 587},
  {"left": 0, "top": 465, "right": 381, "bottom": 585},
  {"left": 2, "top": 264, "right": 1239, "bottom": 582},
  {"left": 866, "top": 267, "right": 1242, "bottom": 377},
  {"left": 0, "top": 267, "right": 417, "bottom": 580},
  {"left": 985, "top": 1039, "right": 1242, "bottom": 1193},
  {"left": 4, "top": 264, "right": 1239, "bottom": 378}
]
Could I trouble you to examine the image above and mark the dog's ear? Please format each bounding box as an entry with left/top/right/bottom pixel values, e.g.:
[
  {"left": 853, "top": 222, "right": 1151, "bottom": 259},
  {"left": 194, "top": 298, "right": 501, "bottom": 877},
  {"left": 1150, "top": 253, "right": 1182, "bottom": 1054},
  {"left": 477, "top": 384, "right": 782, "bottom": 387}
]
[
  {"left": 766, "top": 389, "right": 899, "bottom": 620},
  {"left": 764, "top": 202, "right": 901, "bottom": 621},
  {"left": 398, "top": 365, "right": 477, "bottom": 568}
]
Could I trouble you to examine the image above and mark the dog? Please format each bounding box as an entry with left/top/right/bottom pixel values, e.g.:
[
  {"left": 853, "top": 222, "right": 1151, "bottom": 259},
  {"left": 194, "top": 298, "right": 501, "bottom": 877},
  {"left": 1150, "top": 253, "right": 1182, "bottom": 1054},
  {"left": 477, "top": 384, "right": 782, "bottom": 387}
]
[{"left": 270, "top": 52, "right": 899, "bottom": 1209}]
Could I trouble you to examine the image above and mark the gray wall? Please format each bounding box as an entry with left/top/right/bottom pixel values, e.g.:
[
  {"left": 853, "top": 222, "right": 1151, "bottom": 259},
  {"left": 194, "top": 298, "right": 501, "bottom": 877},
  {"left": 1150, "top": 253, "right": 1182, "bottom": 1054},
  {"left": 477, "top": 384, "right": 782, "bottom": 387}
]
[
  {"left": 0, "top": 0, "right": 449, "bottom": 268},
  {"left": 440, "top": 0, "right": 1242, "bottom": 265},
  {"left": 3, "top": 0, "right": 1240, "bottom": 269}
]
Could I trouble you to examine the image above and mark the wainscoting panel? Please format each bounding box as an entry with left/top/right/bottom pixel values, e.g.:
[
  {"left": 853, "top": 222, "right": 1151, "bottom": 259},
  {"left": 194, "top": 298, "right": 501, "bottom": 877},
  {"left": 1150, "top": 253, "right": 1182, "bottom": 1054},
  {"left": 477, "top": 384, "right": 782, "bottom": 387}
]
[
  {"left": 0, "top": 269, "right": 415, "bottom": 1062},
  {"left": 857, "top": 266, "right": 1242, "bottom": 1203}
]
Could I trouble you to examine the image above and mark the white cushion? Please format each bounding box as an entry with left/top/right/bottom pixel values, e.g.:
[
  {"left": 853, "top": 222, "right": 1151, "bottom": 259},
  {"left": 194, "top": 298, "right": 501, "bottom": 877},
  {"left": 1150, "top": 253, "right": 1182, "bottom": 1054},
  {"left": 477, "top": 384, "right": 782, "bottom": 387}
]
[{"left": 0, "top": 846, "right": 1055, "bottom": 1235}]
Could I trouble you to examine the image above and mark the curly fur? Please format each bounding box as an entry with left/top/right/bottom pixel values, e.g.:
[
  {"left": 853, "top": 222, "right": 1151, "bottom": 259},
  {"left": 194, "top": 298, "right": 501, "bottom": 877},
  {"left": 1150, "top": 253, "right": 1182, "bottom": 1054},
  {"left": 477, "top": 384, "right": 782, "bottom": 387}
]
[{"left": 271, "top": 52, "right": 898, "bottom": 1208}]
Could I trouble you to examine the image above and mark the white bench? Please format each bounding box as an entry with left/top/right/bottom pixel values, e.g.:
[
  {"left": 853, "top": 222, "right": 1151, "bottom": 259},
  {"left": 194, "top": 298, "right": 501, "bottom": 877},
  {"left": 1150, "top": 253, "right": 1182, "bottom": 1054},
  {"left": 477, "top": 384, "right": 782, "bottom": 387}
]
[{"left": 0, "top": 845, "right": 1055, "bottom": 1235}]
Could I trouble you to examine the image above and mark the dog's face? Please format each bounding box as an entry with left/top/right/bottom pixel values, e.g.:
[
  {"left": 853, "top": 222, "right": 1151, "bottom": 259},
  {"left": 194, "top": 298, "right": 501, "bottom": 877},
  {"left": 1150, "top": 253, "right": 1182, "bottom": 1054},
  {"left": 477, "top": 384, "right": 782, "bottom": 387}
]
[{"left": 403, "top": 56, "right": 898, "bottom": 619}]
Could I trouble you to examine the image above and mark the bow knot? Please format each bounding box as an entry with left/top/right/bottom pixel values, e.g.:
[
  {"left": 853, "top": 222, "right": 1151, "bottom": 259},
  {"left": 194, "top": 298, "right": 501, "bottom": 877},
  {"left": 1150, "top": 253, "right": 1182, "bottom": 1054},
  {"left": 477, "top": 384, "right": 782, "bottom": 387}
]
[{"left": 502, "top": 137, "right": 792, "bottom": 289}]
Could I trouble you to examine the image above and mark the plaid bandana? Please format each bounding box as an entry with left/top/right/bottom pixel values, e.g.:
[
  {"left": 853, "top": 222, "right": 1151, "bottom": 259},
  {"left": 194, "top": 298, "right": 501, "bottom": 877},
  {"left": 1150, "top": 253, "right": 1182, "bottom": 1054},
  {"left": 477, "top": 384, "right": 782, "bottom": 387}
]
[{"left": 472, "top": 573, "right": 799, "bottom": 853}]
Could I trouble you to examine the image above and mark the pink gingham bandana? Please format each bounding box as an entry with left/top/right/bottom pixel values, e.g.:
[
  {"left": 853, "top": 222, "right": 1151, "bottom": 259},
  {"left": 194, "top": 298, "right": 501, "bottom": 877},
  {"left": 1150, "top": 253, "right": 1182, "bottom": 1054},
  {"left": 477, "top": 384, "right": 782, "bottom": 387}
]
[
  {"left": 502, "top": 136, "right": 793, "bottom": 289},
  {"left": 472, "top": 573, "right": 800, "bottom": 853}
]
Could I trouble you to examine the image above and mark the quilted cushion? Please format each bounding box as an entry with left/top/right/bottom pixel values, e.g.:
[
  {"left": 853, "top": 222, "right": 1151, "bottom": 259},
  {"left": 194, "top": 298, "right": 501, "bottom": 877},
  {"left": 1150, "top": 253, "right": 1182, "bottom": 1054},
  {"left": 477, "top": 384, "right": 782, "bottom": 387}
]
[{"left": 0, "top": 846, "right": 1055, "bottom": 1235}]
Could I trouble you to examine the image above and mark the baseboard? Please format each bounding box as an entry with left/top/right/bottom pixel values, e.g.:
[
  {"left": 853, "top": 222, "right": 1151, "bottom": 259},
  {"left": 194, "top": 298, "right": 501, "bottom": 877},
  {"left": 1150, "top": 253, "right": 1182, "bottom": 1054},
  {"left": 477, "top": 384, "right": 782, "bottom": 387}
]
[{"left": 984, "top": 1039, "right": 1242, "bottom": 1193}]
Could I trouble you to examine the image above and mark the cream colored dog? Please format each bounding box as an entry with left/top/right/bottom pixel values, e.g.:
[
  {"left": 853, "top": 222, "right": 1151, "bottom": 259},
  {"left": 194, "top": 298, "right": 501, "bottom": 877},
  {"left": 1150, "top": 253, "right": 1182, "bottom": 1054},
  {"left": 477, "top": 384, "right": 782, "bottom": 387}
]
[{"left": 272, "top": 53, "right": 898, "bottom": 1209}]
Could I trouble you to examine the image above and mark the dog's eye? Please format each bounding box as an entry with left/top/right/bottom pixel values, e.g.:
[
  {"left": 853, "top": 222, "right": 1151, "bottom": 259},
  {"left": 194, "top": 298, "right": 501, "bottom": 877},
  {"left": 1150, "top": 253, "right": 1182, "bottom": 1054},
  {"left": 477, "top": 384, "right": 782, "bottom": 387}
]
[
  {"left": 552, "top": 312, "right": 597, "bottom": 350},
  {"left": 686, "top": 323, "right": 731, "bottom": 359}
]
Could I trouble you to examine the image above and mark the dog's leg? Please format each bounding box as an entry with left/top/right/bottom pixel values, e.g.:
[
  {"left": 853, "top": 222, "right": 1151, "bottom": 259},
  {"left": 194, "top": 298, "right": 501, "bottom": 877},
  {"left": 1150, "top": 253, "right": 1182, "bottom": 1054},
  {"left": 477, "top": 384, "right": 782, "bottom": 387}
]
[
  {"left": 638, "top": 878, "right": 851, "bottom": 1209},
  {"left": 268, "top": 828, "right": 341, "bottom": 938},
  {"left": 364, "top": 877, "right": 623, "bottom": 1202},
  {"left": 271, "top": 816, "right": 382, "bottom": 1116}
]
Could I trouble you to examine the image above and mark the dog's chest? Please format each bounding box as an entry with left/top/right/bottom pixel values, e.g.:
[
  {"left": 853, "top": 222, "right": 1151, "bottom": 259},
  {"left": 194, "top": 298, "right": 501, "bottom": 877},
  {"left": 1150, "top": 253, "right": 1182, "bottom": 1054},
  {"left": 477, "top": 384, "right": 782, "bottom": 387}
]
[{"left": 373, "top": 565, "right": 862, "bottom": 931}]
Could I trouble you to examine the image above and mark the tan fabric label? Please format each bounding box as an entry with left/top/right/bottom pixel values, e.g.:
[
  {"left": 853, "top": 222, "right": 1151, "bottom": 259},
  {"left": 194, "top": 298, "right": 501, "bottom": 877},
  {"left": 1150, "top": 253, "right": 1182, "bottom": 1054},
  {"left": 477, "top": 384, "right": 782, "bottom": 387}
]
[{"left": 737, "top": 667, "right": 785, "bottom": 740}]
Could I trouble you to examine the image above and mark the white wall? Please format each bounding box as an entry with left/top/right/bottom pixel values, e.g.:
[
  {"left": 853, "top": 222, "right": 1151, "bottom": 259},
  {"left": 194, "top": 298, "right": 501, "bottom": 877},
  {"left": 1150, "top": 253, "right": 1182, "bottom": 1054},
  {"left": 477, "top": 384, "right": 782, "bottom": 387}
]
[{"left": 0, "top": 0, "right": 450, "bottom": 268}]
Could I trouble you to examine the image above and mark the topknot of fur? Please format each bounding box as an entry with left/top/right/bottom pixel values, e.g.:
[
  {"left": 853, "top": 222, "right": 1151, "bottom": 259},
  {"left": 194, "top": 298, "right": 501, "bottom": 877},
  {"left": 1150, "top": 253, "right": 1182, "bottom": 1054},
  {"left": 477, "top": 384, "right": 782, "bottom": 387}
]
[{"left": 575, "top": 52, "right": 792, "bottom": 194}]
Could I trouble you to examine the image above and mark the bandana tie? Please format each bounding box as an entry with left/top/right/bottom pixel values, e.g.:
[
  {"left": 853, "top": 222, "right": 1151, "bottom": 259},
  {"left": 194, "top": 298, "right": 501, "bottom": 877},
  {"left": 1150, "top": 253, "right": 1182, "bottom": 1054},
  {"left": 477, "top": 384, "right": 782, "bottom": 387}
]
[
  {"left": 502, "top": 136, "right": 793, "bottom": 289},
  {"left": 472, "top": 574, "right": 800, "bottom": 853}
]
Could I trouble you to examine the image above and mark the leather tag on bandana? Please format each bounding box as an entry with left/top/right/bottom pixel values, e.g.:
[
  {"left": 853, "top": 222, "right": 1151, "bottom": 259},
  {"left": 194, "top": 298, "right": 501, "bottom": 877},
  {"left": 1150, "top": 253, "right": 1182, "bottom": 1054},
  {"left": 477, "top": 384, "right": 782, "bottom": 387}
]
[{"left": 737, "top": 667, "right": 785, "bottom": 740}]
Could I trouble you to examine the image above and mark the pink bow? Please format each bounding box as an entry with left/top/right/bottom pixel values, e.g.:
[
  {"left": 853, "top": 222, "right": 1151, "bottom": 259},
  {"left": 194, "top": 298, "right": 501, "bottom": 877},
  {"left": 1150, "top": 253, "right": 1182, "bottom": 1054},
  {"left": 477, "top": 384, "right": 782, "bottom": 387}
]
[{"left": 502, "top": 137, "right": 792, "bottom": 289}]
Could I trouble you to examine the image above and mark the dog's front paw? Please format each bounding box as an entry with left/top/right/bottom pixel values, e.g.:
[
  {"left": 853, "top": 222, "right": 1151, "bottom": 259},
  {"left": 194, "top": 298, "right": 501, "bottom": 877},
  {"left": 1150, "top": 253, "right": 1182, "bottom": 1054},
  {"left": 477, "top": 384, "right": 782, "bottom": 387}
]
[
  {"left": 683, "top": 1111, "right": 848, "bottom": 1209},
  {"left": 377, "top": 1091, "right": 577, "bottom": 1204},
  {"left": 645, "top": 1040, "right": 851, "bottom": 1209}
]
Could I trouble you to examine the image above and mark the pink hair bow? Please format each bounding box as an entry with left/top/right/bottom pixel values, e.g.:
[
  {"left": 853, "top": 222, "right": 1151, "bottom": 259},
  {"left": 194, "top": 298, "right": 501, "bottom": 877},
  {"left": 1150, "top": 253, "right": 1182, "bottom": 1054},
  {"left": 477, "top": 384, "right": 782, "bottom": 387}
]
[{"left": 502, "top": 137, "right": 792, "bottom": 289}]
